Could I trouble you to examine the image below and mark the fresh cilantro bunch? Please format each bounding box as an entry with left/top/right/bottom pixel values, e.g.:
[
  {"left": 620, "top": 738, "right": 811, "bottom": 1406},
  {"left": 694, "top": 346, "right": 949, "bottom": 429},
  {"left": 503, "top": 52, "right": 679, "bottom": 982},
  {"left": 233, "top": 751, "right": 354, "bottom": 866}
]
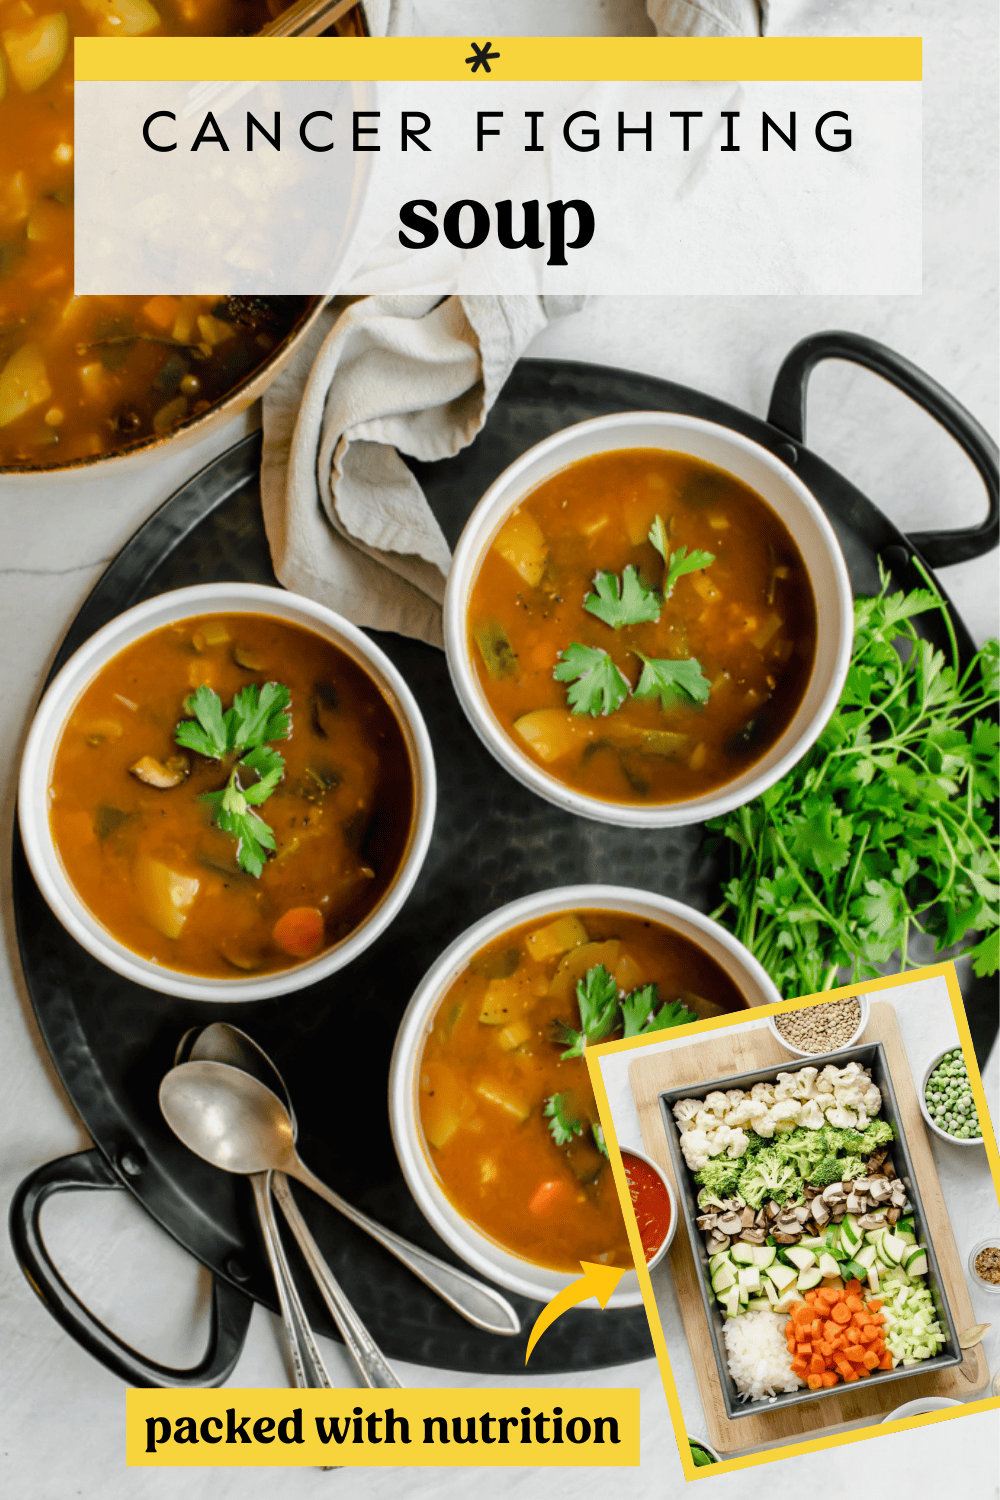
[
  {"left": 554, "top": 516, "right": 715, "bottom": 718},
  {"left": 709, "top": 563, "right": 1000, "bottom": 989},
  {"left": 175, "top": 682, "right": 292, "bottom": 877},
  {"left": 544, "top": 1094, "right": 583, "bottom": 1146}
]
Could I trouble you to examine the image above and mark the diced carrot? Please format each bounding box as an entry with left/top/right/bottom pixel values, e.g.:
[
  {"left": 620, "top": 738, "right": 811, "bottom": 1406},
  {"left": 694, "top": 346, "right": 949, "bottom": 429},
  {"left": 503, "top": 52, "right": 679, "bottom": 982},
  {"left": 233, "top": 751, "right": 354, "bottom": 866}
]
[
  {"left": 862, "top": 1350, "right": 880, "bottom": 1370},
  {"left": 869, "top": 1312, "right": 886, "bottom": 1324},
  {"left": 845, "top": 1279, "right": 862, "bottom": 1296},
  {"left": 818, "top": 1340, "right": 833, "bottom": 1357},
  {"left": 793, "top": 1304, "right": 814, "bottom": 1326},
  {"left": 272, "top": 905, "right": 326, "bottom": 958},
  {"left": 810, "top": 1319, "right": 823, "bottom": 1337},
  {"left": 807, "top": 1374, "right": 824, "bottom": 1390},
  {"left": 867, "top": 1298, "right": 883, "bottom": 1311},
  {"left": 834, "top": 1358, "right": 854, "bottom": 1379},
  {"left": 844, "top": 1345, "right": 866, "bottom": 1363},
  {"left": 857, "top": 1325, "right": 877, "bottom": 1344},
  {"left": 787, "top": 1338, "right": 796, "bottom": 1352},
  {"left": 879, "top": 1352, "right": 894, "bottom": 1371},
  {"left": 790, "top": 1358, "right": 809, "bottom": 1376},
  {"left": 829, "top": 1334, "right": 845, "bottom": 1351},
  {"left": 526, "top": 1179, "right": 576, "bottom": 1216},
  {"left": 785, "top": 1321, "right": 795, "bottom": 1338},
  {"left": 809, "top": 1354, "right": 826, "bottom": 1374},
  {"left": 845, "top": 1294, "right": 864, "bottom": 1313},
  {"left": 796, "top": 1342, "right": 813, "bottom": 1356},
  {"left": 817, "top": 1289, "right": 841, "bottom": 1307},
  {"left": 831, "top": 1302, "right": 852, "bottom": 1324},
  {"left": 142, "top": 295, "right": 180, "bottom": 330},
  {"left": 821, "top": 1371, "right": 840, "bottom": 1388},
  {"left": 823, "top": 1319, "right": 840, "bottom": 1338},
  {"left": 842, "top": 1367, "right": 860, "bottom": 1382}
]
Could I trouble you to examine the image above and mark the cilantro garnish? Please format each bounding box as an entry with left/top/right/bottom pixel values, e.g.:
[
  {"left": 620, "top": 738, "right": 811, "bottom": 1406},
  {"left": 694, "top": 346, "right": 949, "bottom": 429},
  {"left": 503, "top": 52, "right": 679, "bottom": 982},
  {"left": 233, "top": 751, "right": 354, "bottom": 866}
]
[
  {"left": 544, "top": 1094, "right": 583, "bottom": 1147},
  {"left": 554, "top": 643, "right": 631, "bottom": 716},
  {"left": 555, "top": 964, "right": 620, "bottom": 1057},
  {"left": 584, "top": 566, "right": 661, "bottom": 629},
  {"left": 710, "top": 562, "right": 1000, "bottom": 989},
  {"left": 174, "top": 683, "right": 291, "bottom": 878},
  {"left": 592, "top": 1123, "right": 609, "bottom": 1157},
  {"left": 649, "top": 515, "right": 715, "bottom": 597},
  {"left": 621, "top": 984, "right": 698, "bottom": 1036},
  {"left": 634, "top": 653, "right": 712, "bottom": 710}
]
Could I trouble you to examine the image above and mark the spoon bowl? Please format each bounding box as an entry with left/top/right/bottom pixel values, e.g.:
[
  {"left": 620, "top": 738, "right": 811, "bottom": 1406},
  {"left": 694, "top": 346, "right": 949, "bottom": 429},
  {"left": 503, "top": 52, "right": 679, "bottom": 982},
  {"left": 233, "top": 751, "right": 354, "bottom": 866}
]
[{"left": 160, "top": 1061, "right": 297, "bottom": 1176}]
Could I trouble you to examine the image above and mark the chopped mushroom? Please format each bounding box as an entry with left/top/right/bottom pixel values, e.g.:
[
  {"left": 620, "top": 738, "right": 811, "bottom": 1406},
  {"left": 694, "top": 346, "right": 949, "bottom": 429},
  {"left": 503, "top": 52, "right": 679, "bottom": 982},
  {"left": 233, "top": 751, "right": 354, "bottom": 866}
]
[
  {"left": 705, "top": 1231, "right": 731, "bottom": 1254},
  {"left": 857, "top": 1213, "right": 886, "bottom": 1231},
  {"left": 129, "top": 753, "right": 190, "bottom": 788},
  {"left": 232, "top": 645, "right": 267, "bottom": 671},
  {"left": 811, "top": 1198, "right": 831, "bottom": 1227},
  {"left": 772, "top": 1230, "right": 801, "bottom": 1245},
  {"left": 717, "top": 1212, "right": 744, "bottom": 1237},
  {"left": 741, "top": 1227, "right": 767, "bottom": 1245}
]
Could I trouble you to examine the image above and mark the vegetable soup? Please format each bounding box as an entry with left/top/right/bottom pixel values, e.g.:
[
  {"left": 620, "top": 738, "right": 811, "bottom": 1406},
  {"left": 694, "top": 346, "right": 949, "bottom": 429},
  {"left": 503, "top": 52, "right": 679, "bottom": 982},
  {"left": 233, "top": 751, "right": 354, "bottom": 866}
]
[
  {"left": 418, "top": 909, "right": 746, "bottom": 1273},
  {"left": 467, "top": 449, "right": 817, "bottom": 805},
  {"left": 48, "top": 613, "right": 414, "bottom": 977},
  {"left": 0, "top": 0, "right": 361, "bottom": 469}
]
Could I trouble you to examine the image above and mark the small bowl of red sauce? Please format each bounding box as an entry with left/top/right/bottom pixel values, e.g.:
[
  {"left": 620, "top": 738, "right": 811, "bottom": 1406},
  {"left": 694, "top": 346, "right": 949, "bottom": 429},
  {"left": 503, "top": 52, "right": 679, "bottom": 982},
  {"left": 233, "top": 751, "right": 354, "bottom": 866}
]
[{"left": 621, "top": 1146, "right": 677, "bottom": 1270}]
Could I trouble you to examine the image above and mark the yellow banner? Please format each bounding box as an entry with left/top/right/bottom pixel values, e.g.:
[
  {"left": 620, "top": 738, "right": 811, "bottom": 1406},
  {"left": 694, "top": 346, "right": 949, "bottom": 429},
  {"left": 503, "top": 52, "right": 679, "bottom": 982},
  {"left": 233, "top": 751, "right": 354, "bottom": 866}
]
[
  {"left": 126, "top": 1388, "right": 640, "bottom": 1466},
  {"left": 75, "top": 35, "right": 922, "bottom": 83}
]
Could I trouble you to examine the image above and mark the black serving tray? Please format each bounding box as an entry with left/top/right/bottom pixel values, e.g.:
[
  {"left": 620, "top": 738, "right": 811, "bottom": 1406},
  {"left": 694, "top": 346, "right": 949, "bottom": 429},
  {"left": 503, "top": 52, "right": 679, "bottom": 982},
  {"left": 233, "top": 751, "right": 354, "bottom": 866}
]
[
  {"left": 9, "top": 333, "right": 998, "bottom": 1388},
  {"left": 658, "top": 1043, "right": 963, "bottom": 1420}
]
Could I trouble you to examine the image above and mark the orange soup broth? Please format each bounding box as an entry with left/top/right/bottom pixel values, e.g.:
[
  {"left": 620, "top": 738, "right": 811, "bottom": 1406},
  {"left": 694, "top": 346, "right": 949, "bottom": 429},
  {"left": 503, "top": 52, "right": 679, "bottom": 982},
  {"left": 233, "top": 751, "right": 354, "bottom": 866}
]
[
  {"left": 418, "top": 910, "right": 747, "bottom": 1273},
  {"left": 48, "top": 614, "right": 413, "bottom": 977},
  {"left": 467, "top": 450, "right": 817, "bottom": 805}
]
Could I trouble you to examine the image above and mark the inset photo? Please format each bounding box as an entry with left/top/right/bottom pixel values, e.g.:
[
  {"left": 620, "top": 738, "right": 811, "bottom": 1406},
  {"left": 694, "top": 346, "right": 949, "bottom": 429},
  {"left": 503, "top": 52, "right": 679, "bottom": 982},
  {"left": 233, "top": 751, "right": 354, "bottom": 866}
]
[{"left": 587, "top": 967, "right": 1000, "bottom": 1474}]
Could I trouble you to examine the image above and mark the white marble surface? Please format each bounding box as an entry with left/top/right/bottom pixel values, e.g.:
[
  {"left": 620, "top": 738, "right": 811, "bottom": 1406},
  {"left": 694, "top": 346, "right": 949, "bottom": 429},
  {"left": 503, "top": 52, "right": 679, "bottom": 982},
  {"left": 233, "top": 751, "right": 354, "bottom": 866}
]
[
  {"left": 0, "top": 1, "right": 997, "bottom": 1497},
  {"left": 598, "top": 974, "right": 1000, "bottom": 1451}
]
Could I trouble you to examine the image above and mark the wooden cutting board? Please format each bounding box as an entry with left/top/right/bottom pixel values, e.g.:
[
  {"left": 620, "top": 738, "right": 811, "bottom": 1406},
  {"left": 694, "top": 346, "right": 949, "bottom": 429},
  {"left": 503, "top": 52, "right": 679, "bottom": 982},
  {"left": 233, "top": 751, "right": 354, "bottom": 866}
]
[{"left": 628, "top": 1002, "right": 987, "bottom": 1452}]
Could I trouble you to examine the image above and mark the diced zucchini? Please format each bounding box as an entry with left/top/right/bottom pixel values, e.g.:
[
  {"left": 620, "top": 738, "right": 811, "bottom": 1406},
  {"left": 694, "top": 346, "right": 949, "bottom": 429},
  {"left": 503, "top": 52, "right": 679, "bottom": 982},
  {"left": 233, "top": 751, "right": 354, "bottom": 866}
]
[
  {"left": 867, "top": 1263, "right": 881, "bottom": 1294},
  {"left": 798, "top": 1235, "right": 827, "bottom": 1250},
  {"left": 881, "top": 1232, "right": 906, "bottom": 1265},
  {"left": 855, "top": 1245, "right": 878, "bottom": 1270},
  {"left": 708, "top": 1252, "right": 732, "bottom": 1275},
  {"left": 896, "top": 1227, "right": 917, "bottom": 1246},
  {"left": 721, "top": 1287, "right": 741, "bottom": 1319},
  {"left": 796, "top": 1268, "right": 823, "bottom": 1291},
  {"left": 902, "top": 1246, "right": 928, "bottom": 1277},
  {"left": 711, "top": 1263, "right": 737, "bottom": 1294},
  {"left": 766, "top": 1262, "right": 798, "bottom": 1293},
  {"left": 473, "top": 619, "right": 519, "bottom": 681},
  {"left": 818, "top": 1252, "right": 842, "bottom": 1280},
  {"left": 839, "top": 1215, "right": 862, "bottom": 1252},
  {"left": 786, "top": 1246, "right": 817, "bottom": 1272},
  {"left": 774, "top": 1290, "right": 800, "bottom": 1313},
  {"left": 737, "top": 1267, "right": 761, "bottom": 1293},
  {"left": 751, "top": 1246, "right": 776, "bottom": 1269},
  {"left": 745, "top": 1297, "right": 772, "bottom": 1312},
  {"left": 731, "top": 1243, "right": 756, "bottom": 1266}
]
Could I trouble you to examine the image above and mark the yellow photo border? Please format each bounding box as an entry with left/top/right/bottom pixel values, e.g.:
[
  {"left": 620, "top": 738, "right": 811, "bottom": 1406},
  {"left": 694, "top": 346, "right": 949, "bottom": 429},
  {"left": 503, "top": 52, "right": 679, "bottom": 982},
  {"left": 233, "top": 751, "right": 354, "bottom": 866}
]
[{"left": 585, "top": 961, "right": 1000, "bottom": 1479}]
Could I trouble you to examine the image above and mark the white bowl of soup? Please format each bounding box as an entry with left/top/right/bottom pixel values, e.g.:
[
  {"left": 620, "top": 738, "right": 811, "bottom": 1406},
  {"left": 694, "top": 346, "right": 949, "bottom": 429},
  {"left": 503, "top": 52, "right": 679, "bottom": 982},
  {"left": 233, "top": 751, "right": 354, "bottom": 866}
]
[
  {"left": 388, "top": 885, "right": 780, "bottom": 1307},
  {"left": 445, "top": 412, "right": 853, "bottom": 827},
  {"left": 19, "top": 583, "right": 435, "bottom": 1001}
]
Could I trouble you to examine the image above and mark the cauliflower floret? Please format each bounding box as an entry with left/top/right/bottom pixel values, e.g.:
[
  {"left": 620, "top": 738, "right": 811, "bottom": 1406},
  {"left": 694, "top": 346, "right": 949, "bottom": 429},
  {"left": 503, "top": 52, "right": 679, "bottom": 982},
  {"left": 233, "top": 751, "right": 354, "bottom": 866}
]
[
  {"left": 703, "top": 1091, "right": 730, "bottom": 1118},
  {"left": 673, "top": 1099, "right": 702, "bottom": 1125},
  {"left": 794, "top": 1066, "right": 819, "bottom": 1098},
  {"left": 773, "top": 1072, "right": 799, "bottom": 1101},
  {"left": 678, "top": 1128, "right": 714, "bottom": 1172},
  {"left": 798, "top": 1099, "right": 826, "bottom": 1130},
  {"left": 750, "top": 1081, "right": 776, "bottom": 1105},
  {"left": 753, "top": 1109, "right": 777, "bottom": 1138},
  {"left": 770, "top": 1099, "right": 803, "bottom": 1130},
  {"left": 724, "top": 1127, "right": 749, "bottom": 1159},
  {"left": 832, "top": 1079, "right": 869, "bottom": 1109},
  {"left": 852, "top": 1109, "right": 871, "bottom": 1131},
  {"left": 726, "top": 1089, "right": 746, "bottom": 1107},
  {"left": 725, "top": 1098, "right": 768, "bottom": 1129},
  {"left": 816, "top": 1066, "right": 839, "bottom": 1094},
  {"left": 694, "top": 1110, "right": 723, "bottom": 1134},
  {"left": 862, "top": 1081, "right": 882, "bottom": 1114},
  {"left": 825, "top": 1104, "right": 859, "bottom": 1130}
]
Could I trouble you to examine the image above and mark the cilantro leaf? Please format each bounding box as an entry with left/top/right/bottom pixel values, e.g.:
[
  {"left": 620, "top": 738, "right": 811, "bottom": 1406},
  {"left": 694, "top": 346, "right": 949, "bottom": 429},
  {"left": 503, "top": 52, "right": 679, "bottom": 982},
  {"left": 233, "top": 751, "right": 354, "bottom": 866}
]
[
  {"left": 584, "top": 566, "right": 661, "bottom": 629},
  {"left": 226, "top": 681, "right": 292, "bottom": 753},
  {"left": 544, "top": 1094, "right": 583, "bottom": 1148},
  {"left": 622, "top": 983, "right": 697, "bottom": 1035},
  {"left": 634, "top": 653, "right": 712, "bottom": 709},
  {"left": 647, "top": 516, "right": 715, "bottom": 598},
  {"left": 201, "top": 768, "right": 277, "bottom": 878},
  {"left": 556, "top": 963, "right": 620, "bottom": 1058},
  {"left": 175, "top": 685, "right": 229, "bottom": 759},
  {"left": 554, "top": 643, "right": 631, "bottom": 716},
  {"left": 593, "top": 1123, "right": 609, "bottom": 1157}
]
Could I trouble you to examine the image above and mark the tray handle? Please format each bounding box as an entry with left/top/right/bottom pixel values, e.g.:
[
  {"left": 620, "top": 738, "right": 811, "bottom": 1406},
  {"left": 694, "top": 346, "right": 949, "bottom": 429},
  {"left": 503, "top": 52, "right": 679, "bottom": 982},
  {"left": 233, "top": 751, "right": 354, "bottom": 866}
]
[
  {"left": 767, "top": 330, "right": 999, "bottom": 567},
  {"left": 9, "top": 1148, "right": 253, "bottom": 1387}
]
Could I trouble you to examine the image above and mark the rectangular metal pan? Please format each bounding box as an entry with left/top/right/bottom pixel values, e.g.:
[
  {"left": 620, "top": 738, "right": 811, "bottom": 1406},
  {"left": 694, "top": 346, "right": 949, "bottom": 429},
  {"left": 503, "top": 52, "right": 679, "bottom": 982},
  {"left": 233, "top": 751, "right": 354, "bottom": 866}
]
[{"left": 657, "top": 1041, "right": 962, "bottom": 1420}]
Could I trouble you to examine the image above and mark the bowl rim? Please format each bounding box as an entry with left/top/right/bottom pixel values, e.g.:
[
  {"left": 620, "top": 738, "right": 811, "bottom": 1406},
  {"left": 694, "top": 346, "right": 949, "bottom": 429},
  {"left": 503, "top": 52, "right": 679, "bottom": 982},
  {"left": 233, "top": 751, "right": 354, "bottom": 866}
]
[
  {"left": 619, "top": 1142, "right": 678, "bottom": 1271},
  {"left": 17, "top": 582, "right": 436, "bottom": 1002},
  {"left": 766, "top": 993, "right": 871, "bottom": 1058},
  {"left": 443, "top": 409, "right": 854, "bottom": 829},
  {"left": 879, "top": 1396, "right": 963, "bottom": 1422},
  {"left": 918, "top": 1046, "right": 985, "bottom": 1146},
  {"left": 388, "top": 882, "right": 782, "bottom": 1308}
]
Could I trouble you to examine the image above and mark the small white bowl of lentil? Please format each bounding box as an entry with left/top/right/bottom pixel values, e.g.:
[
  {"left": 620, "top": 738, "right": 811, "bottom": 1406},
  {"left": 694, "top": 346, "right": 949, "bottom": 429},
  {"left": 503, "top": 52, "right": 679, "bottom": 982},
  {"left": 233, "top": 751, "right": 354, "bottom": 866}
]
[
  {"left": 919, "top": 1048, "right": 985, "bottom": 1146},
  {"left": 766, "top": 995, "right": 869, "bottom": 1058},
  {"left": 968, "top": 1238, "right": 1000, "bottom": 1293}
]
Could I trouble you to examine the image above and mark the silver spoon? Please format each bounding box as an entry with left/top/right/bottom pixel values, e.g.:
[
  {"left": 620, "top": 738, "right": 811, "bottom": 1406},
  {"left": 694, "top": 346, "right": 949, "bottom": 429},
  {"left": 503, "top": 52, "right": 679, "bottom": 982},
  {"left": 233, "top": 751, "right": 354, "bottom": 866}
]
[
  {"left": 181, "top": 1023, "right": 520, "bottom": 1337},
  {"left": 160, "top": 1060, "right": 400, "bottom": 1389},
  {"left": 172, "top": 1030, "right": 329, "bottom": 1390}
]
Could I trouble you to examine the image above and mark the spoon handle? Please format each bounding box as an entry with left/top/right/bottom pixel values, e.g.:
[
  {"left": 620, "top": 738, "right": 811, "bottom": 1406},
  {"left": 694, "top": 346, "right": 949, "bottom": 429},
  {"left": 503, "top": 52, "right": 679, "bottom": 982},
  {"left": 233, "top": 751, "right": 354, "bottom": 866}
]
[
  {"left": 251, "top": 1173, "right": 332, "bottom": 1389},
  {"left": 271, "top": 1174, "right": 402, "bottom": 1390},
  {"left": 289, "top": 1160, "right": 521, "bottom": 1337}
]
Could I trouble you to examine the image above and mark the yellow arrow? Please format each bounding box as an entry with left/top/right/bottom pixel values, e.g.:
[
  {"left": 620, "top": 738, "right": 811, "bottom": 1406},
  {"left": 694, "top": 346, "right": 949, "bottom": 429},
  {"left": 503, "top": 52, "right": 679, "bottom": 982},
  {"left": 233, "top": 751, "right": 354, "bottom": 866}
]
[{"left": 525, "top": 1262, "right": 626, "bottom": 1363}]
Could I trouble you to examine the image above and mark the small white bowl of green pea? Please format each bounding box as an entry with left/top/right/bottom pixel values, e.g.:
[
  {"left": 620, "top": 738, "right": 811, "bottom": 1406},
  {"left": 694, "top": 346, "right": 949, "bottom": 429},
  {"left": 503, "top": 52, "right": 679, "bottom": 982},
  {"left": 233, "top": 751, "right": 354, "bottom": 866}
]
[{"left": 918, "top": 1047, "right": 985, "bottom": 1146}]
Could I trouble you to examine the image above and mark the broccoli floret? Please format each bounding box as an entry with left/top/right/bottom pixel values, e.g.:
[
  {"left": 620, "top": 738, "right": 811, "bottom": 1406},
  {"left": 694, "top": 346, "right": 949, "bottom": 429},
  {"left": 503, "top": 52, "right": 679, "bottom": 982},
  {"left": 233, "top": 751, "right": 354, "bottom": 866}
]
[
  {"left": 769, "top": 1126, "right": 830, "bottom": 1177},
  {"left": 736, "top": 1150, "right": 800, "bottom": 1210},
  {"left": 855, "top": 1119, "right": 895, "bottom": 1153},
  {"left": 694, "top": 1157, "right": 744, "bottom": 1200},
  {"left": 808, "top": 1155, "right": 848, "bottom": 1189}
]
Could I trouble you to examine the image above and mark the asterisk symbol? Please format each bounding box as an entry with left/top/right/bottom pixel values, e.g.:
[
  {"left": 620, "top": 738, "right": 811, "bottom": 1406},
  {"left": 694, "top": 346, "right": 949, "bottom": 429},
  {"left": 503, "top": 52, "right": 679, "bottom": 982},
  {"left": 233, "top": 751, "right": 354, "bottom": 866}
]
[{"left": 466, "top": 40, "right": 500, "bottom": 74}]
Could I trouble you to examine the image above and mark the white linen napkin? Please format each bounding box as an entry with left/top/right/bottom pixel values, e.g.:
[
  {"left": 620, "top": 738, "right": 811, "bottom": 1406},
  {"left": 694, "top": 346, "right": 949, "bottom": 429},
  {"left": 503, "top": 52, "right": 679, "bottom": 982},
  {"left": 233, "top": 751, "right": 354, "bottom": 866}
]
[
  {"left": 260, "top": 294, "right": 583, "bottom": 647},
  {"left": 647, "top": 0, "right": 766, "bottom": 34}
]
